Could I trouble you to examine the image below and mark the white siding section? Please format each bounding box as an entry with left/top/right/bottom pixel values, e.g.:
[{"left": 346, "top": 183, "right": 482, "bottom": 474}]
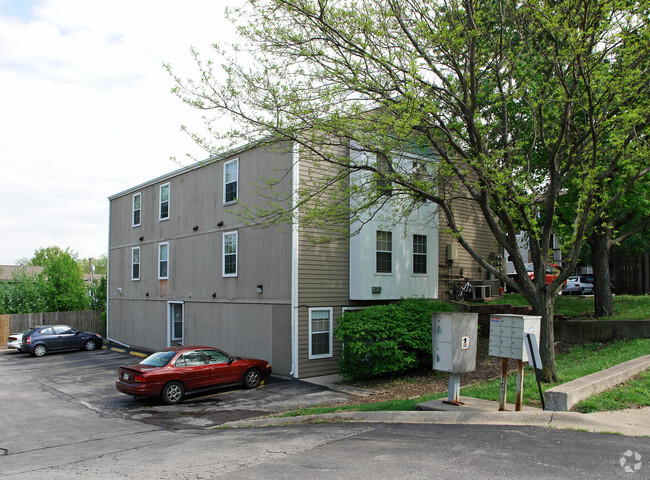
[{"left": 349, "top": 150, "right": 439, "bottom": 300}]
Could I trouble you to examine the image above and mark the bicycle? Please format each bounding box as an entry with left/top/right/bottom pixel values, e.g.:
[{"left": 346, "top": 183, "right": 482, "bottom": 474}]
[{"left": 453, "top": 277, "right": 472, "bottom": 302}]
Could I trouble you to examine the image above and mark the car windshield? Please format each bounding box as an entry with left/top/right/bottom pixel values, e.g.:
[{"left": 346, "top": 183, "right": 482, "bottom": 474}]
[{"left": 140, "top": 351, "right": 176, "bottom": 367}]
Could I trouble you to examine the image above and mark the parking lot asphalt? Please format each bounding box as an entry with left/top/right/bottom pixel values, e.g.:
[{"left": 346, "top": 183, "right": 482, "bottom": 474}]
[{"left": 0, "top": 347, "right": 350, "bottom": 432}]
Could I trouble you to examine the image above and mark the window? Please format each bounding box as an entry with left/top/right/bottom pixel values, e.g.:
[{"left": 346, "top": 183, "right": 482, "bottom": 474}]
[
  {"left": 376, "top": 153, "right": 392, "bottom": 195},
  {"left": 158, "top": 242, "right": 169, "bottom": 279},
  {"left": 169, "top": 302, "right": 183, "bottom": 343},
  {"left": 376, "top": 230, "right": 392, "bottom": 273},
  {"left": 413, "top": 234, "right": 427, "bottom": 274},
  {"left": 132, "top": 247, "right": 141, "bottom": 280},
  {"left": 309, "top": 308, "right": 333, "bottom": 359},
  {"left": 203, "top": 349, "right": 231, "bottom": 365},
  {"left": 224, "top": 158, "right": 239, "bottom": 203},
  {"left": 223, "top": 231, "right": 238, "bottom": 277},
  {"left": 133, "top": 193, "right": 141, "bottom": 227},
  {"left": 159, "top": 183, "right": 170, "bottom": 220}
]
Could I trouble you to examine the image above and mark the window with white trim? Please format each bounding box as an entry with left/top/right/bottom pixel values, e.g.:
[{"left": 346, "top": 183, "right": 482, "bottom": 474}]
[
  {"left": 309, "top": 308, "right": 333, "bottom": 359},
  {"left": 413, "top": 234, "right": 427, "bottom": 274},
  {"left": 222, "top": 231, "right": 238, "bottom": 277},
  {"left": 159, "top": 183, "right": 170, "bottom": 220},
  {"left": 131, "top": 247, "right": 140, "bottom": 281},
  {"left": 376, "top": 230, "right": 392, "bottom": 273},
  {"left": 132, "top": 193, "right": 141, "bottom": 227},
  {"left": 158, "top": 242, "right": 169, "bottom": 279},
  {"left": 223, "top": 158, "right": 239, "bottom": 203}
]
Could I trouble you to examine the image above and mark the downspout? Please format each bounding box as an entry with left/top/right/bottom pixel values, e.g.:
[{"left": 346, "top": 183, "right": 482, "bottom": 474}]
[
  {"left": 106, "top": 197, "right": 130, "bottom": 350},
  {"left": 289, "top": 141, "right": 300, "bottom": 378}
]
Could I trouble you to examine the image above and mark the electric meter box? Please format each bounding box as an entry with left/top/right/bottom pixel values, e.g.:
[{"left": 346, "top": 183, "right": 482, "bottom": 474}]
[
  {"left": 432, "top": 312, "right": 478, "bottom": 373},
  {"left": 488, "top": 314, "right": 541, "bottom": 362}
]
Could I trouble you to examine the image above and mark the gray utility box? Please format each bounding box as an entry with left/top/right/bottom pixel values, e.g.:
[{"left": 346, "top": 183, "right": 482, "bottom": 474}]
[
  {"left": 432, "top": 312, "right": 478, "bottom": 373},
  {"left": 488, "top": 314, "right": 541, "bottom": 362}
]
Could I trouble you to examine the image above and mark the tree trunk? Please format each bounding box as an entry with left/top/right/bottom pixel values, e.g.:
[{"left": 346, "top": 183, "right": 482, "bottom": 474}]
[
  {"left": 588, "top": 231, "right": 615, "bottom": 317},
  {"left": 530, "top": 288, "right": 558, "bottom": 383}
]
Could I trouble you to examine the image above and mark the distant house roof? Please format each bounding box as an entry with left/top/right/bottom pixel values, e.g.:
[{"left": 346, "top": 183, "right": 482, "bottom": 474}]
[{"left": 0, "top": 265, "right": 44, "bottom": 282}]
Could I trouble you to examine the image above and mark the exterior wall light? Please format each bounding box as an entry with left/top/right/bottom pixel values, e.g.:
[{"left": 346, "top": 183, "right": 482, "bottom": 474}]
[{"left": 257, "top": 285, "right": 263, "bottom": 294}]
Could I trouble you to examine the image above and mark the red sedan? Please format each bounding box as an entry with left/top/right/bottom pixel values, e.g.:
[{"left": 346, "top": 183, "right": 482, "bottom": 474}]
[{"left": 115, "top": 346, "right": 272, "bottom": 404}]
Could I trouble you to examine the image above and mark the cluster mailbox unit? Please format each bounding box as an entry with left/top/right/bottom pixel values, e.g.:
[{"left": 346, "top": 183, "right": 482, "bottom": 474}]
[
  {"left": 432, "top": 312, "right": 478, "bottom": 405},
  {"left": 488, "top": 314, "right": 542, "bottom": 411}
]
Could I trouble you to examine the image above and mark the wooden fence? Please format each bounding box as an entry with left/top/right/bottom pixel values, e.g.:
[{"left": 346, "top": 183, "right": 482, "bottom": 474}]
[
  {"left": 612, "top": 253, "right": 650, "bottom": 295},
  {"left": 1, "top": 310, "right": 105, "bottom": 341}
]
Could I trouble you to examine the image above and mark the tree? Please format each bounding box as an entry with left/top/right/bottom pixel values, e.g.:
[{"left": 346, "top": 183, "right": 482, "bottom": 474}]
[
  {"left": 587, "top": 178, "right": 650, "bottom": 316},
  {"left": 38, "top": 249, "right": 88, "bottom": 312},
  {"left": 0, "top": 269, "right": 46, "bottom": 314},
  {"left": 168, "top": 0, "right": 650, "bottom": 382},
  {"left": 29, "top": 246, "right": 77, "bottom": 269}
]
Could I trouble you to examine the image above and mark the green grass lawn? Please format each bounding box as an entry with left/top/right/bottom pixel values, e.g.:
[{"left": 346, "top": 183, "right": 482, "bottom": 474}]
[
  {"left": 488, "top": 294, "right": 650, "bottom": 320},
  {"left": 572, "top": 369, "right": 650, "bottom": 413}
]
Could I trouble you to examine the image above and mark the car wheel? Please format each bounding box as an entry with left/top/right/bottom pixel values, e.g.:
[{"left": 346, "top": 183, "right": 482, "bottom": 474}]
[
  {"left": 84, "top": 339, "right": 97, "bottom": 351},
  {"left": 161, "top": 381, "right": 184, "bottom": 404},
  {"left": 33, "top": 344, "right": 47, "bottom": 357},
  {"left": 243, "top": 368, "right": 262, "bottom": 389}
]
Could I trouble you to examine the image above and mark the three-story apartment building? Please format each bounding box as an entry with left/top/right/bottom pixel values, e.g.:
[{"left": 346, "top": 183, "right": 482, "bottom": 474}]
[{"left": 108, "top": 141, "right": 499, "bottom": 378}]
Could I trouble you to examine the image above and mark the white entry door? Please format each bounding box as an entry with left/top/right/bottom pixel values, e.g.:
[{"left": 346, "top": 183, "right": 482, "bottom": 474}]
[{"left": 168, "top": 301, "right": 184, "bottom": 347}]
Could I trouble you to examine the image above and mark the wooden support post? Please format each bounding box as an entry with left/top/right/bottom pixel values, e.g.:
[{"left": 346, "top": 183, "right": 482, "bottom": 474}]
[
  {"left": 515, "top": 360, "right": 525, "bottom": 411},
  {"left": 499, "top": 357, "right": 509, "bottom": 411}
]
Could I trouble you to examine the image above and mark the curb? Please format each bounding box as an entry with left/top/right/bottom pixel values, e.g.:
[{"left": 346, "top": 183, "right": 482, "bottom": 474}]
[
  {"left": 545, "top": 354, "right": 650, "bottom": 411},
  {"left": 218, "top": 409, "right": 650, "bottom": 437}
]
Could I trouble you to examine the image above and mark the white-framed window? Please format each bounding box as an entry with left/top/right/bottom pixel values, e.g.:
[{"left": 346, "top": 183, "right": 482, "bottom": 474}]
[
  {"left": 222, "top": 231, "right": 238, "bottom": 277},
  {"left": 376, "top": 153, "right": 393, "bottom": 195},
  {"left": 132, "top": 192, "right": 141, "bottom": 227},
  {"left": 159, "top": 183, "right": 170, "bottom": 221},
  {"left": 376, "top": 230, "right": 392, "bottom": 273},
  {"left": 131, "top": 246, "right": 140, "bottom": 281},
  {"left": 223, "top": 158, "right": 239, "bottom": 204},
  {"left": 413, "top": 234, "right": 427, "bottom": 274},
  {"left": 158, "top": 242, "right": 169, "bottom": 279},
  {"left": 309, "top": 307, "right": 333, "bottom": 359}
]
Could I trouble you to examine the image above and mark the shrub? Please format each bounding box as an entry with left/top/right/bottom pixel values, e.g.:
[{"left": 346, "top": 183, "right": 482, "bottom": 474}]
[{"left": 335, "top": 298, "right": 456, "bottom": 380}]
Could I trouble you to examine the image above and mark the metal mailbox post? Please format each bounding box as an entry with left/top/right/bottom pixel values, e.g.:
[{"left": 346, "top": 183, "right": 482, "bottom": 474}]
[
  {"left": 488, "top": 314, "right": 541, "bottom": 411},
  {"left": 432, "top": 312, "right": 478, "bottom": 405}
]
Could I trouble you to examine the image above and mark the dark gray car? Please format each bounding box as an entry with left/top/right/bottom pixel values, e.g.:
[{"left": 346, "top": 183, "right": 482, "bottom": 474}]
[{"left": 21, "top": 325, "right": 103, "bottom": 357}]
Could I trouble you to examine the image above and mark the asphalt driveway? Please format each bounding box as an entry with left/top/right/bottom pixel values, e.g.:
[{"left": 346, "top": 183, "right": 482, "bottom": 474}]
[{"left": 0, "top": 347, "right": 350, "bottom": 430}]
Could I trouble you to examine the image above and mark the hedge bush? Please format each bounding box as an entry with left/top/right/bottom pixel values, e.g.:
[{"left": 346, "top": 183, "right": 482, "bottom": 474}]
[{"left": 334, "top": 298, "right": 456, "bottom": 380}]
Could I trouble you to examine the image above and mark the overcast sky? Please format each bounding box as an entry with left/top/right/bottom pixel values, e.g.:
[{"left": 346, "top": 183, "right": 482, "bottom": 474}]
[{"left": 0, "top": 0, "right": 243, "bottom": 264}]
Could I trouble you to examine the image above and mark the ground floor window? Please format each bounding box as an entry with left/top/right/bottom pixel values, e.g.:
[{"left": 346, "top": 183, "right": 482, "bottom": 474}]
[{"left": 309, "top": 307, "right": 333, "bottom": 359}]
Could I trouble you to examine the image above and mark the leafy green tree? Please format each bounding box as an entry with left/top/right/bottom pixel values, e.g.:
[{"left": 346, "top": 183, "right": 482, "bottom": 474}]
[
  {"left": 41, "top": 251, "right": 88, "bottom": 312},
  {"left": 0, "top": 269, "right": 46, "bottom": 314},
  {"left": 88, "top": 276, "right": 107, "bottom": 312},
  {"left": 29, "top": 246, "right": 77, "bottom": 269},
  {"left": 168, "top": 0, "right": 650, "bottom": 381}
]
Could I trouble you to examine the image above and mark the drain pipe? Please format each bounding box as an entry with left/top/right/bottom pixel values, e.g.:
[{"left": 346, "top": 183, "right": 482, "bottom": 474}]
[{"left": 289, "top": 141, "right": 299, "bottom": 379}]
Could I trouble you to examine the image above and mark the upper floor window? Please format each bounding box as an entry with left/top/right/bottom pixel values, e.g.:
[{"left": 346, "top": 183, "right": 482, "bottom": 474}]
[
  {"left": 131, "top": 247, "right": 141, "bottom": 281},
  {"left": 413, "top": 234, "right": 427, "bottom": 274},
  {"left": 158, "top": 242, "right": 169, "bottom": 279},
  {"left": 159, "top": 183, "right": 170, "bottom": 221},
  {"left": 376, "top": 153, "right": 393, "bottom": 195},
  {"left": 223, "top": 231, "right": 238, "bottom": 277},
  {"left": 132, "top": 193, "right": 141, "bottom": 227},
  {"left": 224, "top": 158, "right": 239, "bottom": 204},
  {"left": 376, "top": 230, "right": 392, "bottom": 273}
]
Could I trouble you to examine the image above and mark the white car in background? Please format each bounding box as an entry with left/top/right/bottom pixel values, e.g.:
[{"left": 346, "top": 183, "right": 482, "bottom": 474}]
[
  {"left": 561, "top": 276, "right": 594, "bottom": 295},
  {"left": 7, "top": 331, "right": 28, "bottom": 351}
]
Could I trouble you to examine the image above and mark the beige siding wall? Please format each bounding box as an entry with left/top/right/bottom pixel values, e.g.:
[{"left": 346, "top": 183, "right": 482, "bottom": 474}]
[
  {"left": 437, "top": 196, "right": 501, "bottom": 299},
  {"left": 295, "top": 146, "right": 357, "bottom": 378},
  {"left": 108, "top": 145, "right": 294, "bottom": 375}
]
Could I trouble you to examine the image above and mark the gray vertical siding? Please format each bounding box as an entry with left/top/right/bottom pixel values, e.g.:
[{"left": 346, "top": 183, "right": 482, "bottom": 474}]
[{"left": 108, "top": 144, "right": 295, "bottom": 375}]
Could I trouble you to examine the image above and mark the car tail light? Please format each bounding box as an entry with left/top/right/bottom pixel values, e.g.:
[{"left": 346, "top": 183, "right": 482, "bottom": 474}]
[
  {"left": 134, "top": 375, "right": 146, "bottom": 383},
  {"left": 26, "top": 336, "right": 31, "bottom": 344}
]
